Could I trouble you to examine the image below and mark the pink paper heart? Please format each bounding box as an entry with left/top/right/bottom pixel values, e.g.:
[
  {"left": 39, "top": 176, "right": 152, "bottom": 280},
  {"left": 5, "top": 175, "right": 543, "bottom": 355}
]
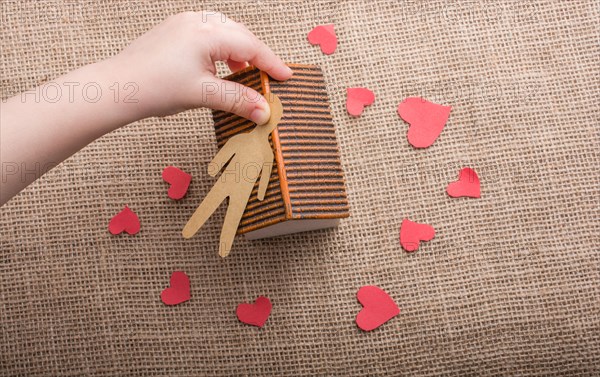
[
  {"left": 397, "top": 97, "right": 451, "bottom": 148},
  {"left": 346, "top": 87, "right": 375, "bottom": 116},
  {"left": 161, "top": 271, "right": 191, "bottom": 306},
  {"left": 108, "top": 206, "right": 140, "bottom": 235},
  {"left": 356, "top": 286, "right": 400, "bottom": 331},
  {"left": 162, "top": 166, "right": 192, "bottom": 200},
  {"left": 447, "top": 167, "right": 480, "bottom": 198},
  {"left": 307, "top": 24, "right": 337, "bottom": 55},
  {"left": 236, "top": 296, "right": 272, "bottom": 328},
  {"left": 400, "top": 219, "right": 435, "bottom": 252}
]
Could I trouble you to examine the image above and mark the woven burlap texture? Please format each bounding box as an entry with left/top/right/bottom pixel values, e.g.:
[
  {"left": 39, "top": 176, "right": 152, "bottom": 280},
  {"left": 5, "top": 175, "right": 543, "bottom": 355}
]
[{"left": 1, "top": 1, "right": 599, "bottom": 375}]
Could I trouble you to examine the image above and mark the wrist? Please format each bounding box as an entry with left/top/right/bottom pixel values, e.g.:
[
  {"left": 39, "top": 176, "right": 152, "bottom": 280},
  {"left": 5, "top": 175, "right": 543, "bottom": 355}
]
[{"left": 88, "top": 57, "right": 149, "bottom": 125}]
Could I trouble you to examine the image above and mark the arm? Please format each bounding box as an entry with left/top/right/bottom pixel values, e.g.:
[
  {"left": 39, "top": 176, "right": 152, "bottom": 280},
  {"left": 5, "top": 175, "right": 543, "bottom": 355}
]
[
  {"left": 0, "top": 11, "right": 292, "bottom": 206},
  {"left": 207, "top": 134, "right": 244, "bottom": 177},
  {"left": 0, "top": 61, "right": 141, "bottom": 205},
  {"left": 257, "top": 150, "right": 274, "bottom": 201}
]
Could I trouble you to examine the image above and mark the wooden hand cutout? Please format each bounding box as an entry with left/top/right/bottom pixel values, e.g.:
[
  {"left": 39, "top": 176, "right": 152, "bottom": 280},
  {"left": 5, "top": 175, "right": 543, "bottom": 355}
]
[{"left": 182, "top": 93, "right": 283, "bottom": 257}]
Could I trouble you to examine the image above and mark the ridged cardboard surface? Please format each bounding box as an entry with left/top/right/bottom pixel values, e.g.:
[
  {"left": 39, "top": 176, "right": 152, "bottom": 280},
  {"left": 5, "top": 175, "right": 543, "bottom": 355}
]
[{"left": 212, "top": 64, "right": 350, "bottom": 234}]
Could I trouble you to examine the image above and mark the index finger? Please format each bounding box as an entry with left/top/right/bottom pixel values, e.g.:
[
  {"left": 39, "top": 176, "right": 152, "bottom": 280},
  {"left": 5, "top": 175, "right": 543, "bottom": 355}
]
[
  {"left": 247, "top": 37, "right": 293, "bottom": 81},
  {"left": 225, "top": 21, "right": 293, "bottom": 81}
]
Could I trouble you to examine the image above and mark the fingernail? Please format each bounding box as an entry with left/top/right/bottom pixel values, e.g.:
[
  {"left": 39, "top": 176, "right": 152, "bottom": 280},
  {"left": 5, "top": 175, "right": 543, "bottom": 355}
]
[
  {"left": 250, "top": 106, "right": 270, "bottom": 125},
  {"left": 285, "top": 66, "right": 293, "bottom": 77}
]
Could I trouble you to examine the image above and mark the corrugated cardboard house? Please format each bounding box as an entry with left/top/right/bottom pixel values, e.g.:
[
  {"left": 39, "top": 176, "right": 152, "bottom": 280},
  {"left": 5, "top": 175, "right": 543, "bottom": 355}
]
[{"left": 212, "top": 64, "right": 349, "bottom": 239}]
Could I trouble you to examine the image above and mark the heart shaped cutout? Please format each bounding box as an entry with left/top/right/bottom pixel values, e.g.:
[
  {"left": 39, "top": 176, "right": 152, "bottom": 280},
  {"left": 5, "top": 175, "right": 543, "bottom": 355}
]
[
  {"left": 108, "top": 206, "right": 140, "bottom": 235},
  {"left": 162, "top": 166, "right": 192, "bottom": 200},
  {"left": 447, "top": 167, "right": 480, "bottom": 198},
  {"left": 307, "top": 24, "right": 337, "bottom": 55},
  {"left": 346, "top": 87, "right": 375, "bottom": 116},
  {"left": 400, "top": 219, "right": 435, "bottom": 252},
  {"left": 161, "top": 271, "right": 190, "bottom": 306},
  {"left": 356, "top": 286, "right": 400, "bottom": 331},
  {"left": 397, "top": 97, "right": 451, "bottom": 148},
  {"left": 236, "top": 296, "right": 272, "bottom": 328}
]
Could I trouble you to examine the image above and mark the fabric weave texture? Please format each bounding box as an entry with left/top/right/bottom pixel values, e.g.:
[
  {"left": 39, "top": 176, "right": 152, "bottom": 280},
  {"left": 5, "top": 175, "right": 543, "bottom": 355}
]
[{"left": 1, "top": 1, "right": 599, "bottom": 375}]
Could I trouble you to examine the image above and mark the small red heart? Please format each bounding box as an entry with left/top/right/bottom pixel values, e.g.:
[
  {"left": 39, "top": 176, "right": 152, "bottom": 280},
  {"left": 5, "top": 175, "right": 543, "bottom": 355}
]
[
  {"left": 397, "top": 97, "right": 451, "bottom": 148},
  {"left": 346, "top": 88, "right": 375, "bottom": 116},
  {"left": 236, "top": 296, "right": 272, "bottom": 328},
  {"left": 162, "top": 166, "right": 192, "bottom": 200},
  {"left": 307, "top": 24, "right": 337, "bottom": 55},
  {"left": 108, "top": 206, "right": 140, "bottom": 235},
  {"left": 400, "top": 219, "right": 435, "bottom": 252},
  {"left": 161, "top": 271, "right": 190, "bottom": 306},
  {"left": 356, "top": 286, "right": 400, "bottom": 332},
  {"left": 447, "top": 167, "right": 480, "bottom": 198}
]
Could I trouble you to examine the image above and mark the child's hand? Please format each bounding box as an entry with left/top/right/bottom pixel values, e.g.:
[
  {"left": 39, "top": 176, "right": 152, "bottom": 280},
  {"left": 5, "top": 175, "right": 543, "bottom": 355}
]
[
  {"left": 111, "top": 11, "right": 293, "bottom": 124},
  {"left": 1, "top": 11, "right": 290, "bottom": 205}
]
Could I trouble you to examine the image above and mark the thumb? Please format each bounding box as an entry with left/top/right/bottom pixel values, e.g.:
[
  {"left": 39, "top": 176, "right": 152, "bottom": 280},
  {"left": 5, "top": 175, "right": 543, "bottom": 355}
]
[{"left": 199, "top": 76, "right": 271, "bottom": 125}]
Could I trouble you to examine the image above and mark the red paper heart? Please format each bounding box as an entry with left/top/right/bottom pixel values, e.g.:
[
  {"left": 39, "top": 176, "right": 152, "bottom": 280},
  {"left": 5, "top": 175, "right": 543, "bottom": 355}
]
[
  {"left": 400, "top": 219, "right": 435, "bottom": 252},
  {"left": 346, "top": 88, "right": 375, "bottom": 116},
  {"left": 447, "top": 167, "right": 480, "bottom": 198},
  {"left": 356, "top": 286, "right": 400, "bottom": 331},
  {"left": 162, "top": 166, "right": 192, "bottom": 200},
  {"left": 307, "top": 24, "right": 337, "bottom": 55},
  {"left": 397, "top": 97, "right": 451, "bottom": 148},
  {"left": 108, "top": 206, "right": 140, "bottom": 235},
  {"left": 161, "top": 271, "right": 191, "bottom": 306},
  {"left": 236, "top": 296, "right": 272, "bottom": 328}
]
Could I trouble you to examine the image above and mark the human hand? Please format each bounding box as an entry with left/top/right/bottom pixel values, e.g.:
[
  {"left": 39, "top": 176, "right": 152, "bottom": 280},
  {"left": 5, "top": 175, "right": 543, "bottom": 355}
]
[{"left": 110, "top": 11, "right": 292, "bottom": 124}]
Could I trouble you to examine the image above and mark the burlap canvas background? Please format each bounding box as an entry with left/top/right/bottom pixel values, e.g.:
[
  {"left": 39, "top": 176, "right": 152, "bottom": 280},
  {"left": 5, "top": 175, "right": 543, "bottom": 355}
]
[{"left": 1, "top": 0, "right": 599, "bottom": 375}]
